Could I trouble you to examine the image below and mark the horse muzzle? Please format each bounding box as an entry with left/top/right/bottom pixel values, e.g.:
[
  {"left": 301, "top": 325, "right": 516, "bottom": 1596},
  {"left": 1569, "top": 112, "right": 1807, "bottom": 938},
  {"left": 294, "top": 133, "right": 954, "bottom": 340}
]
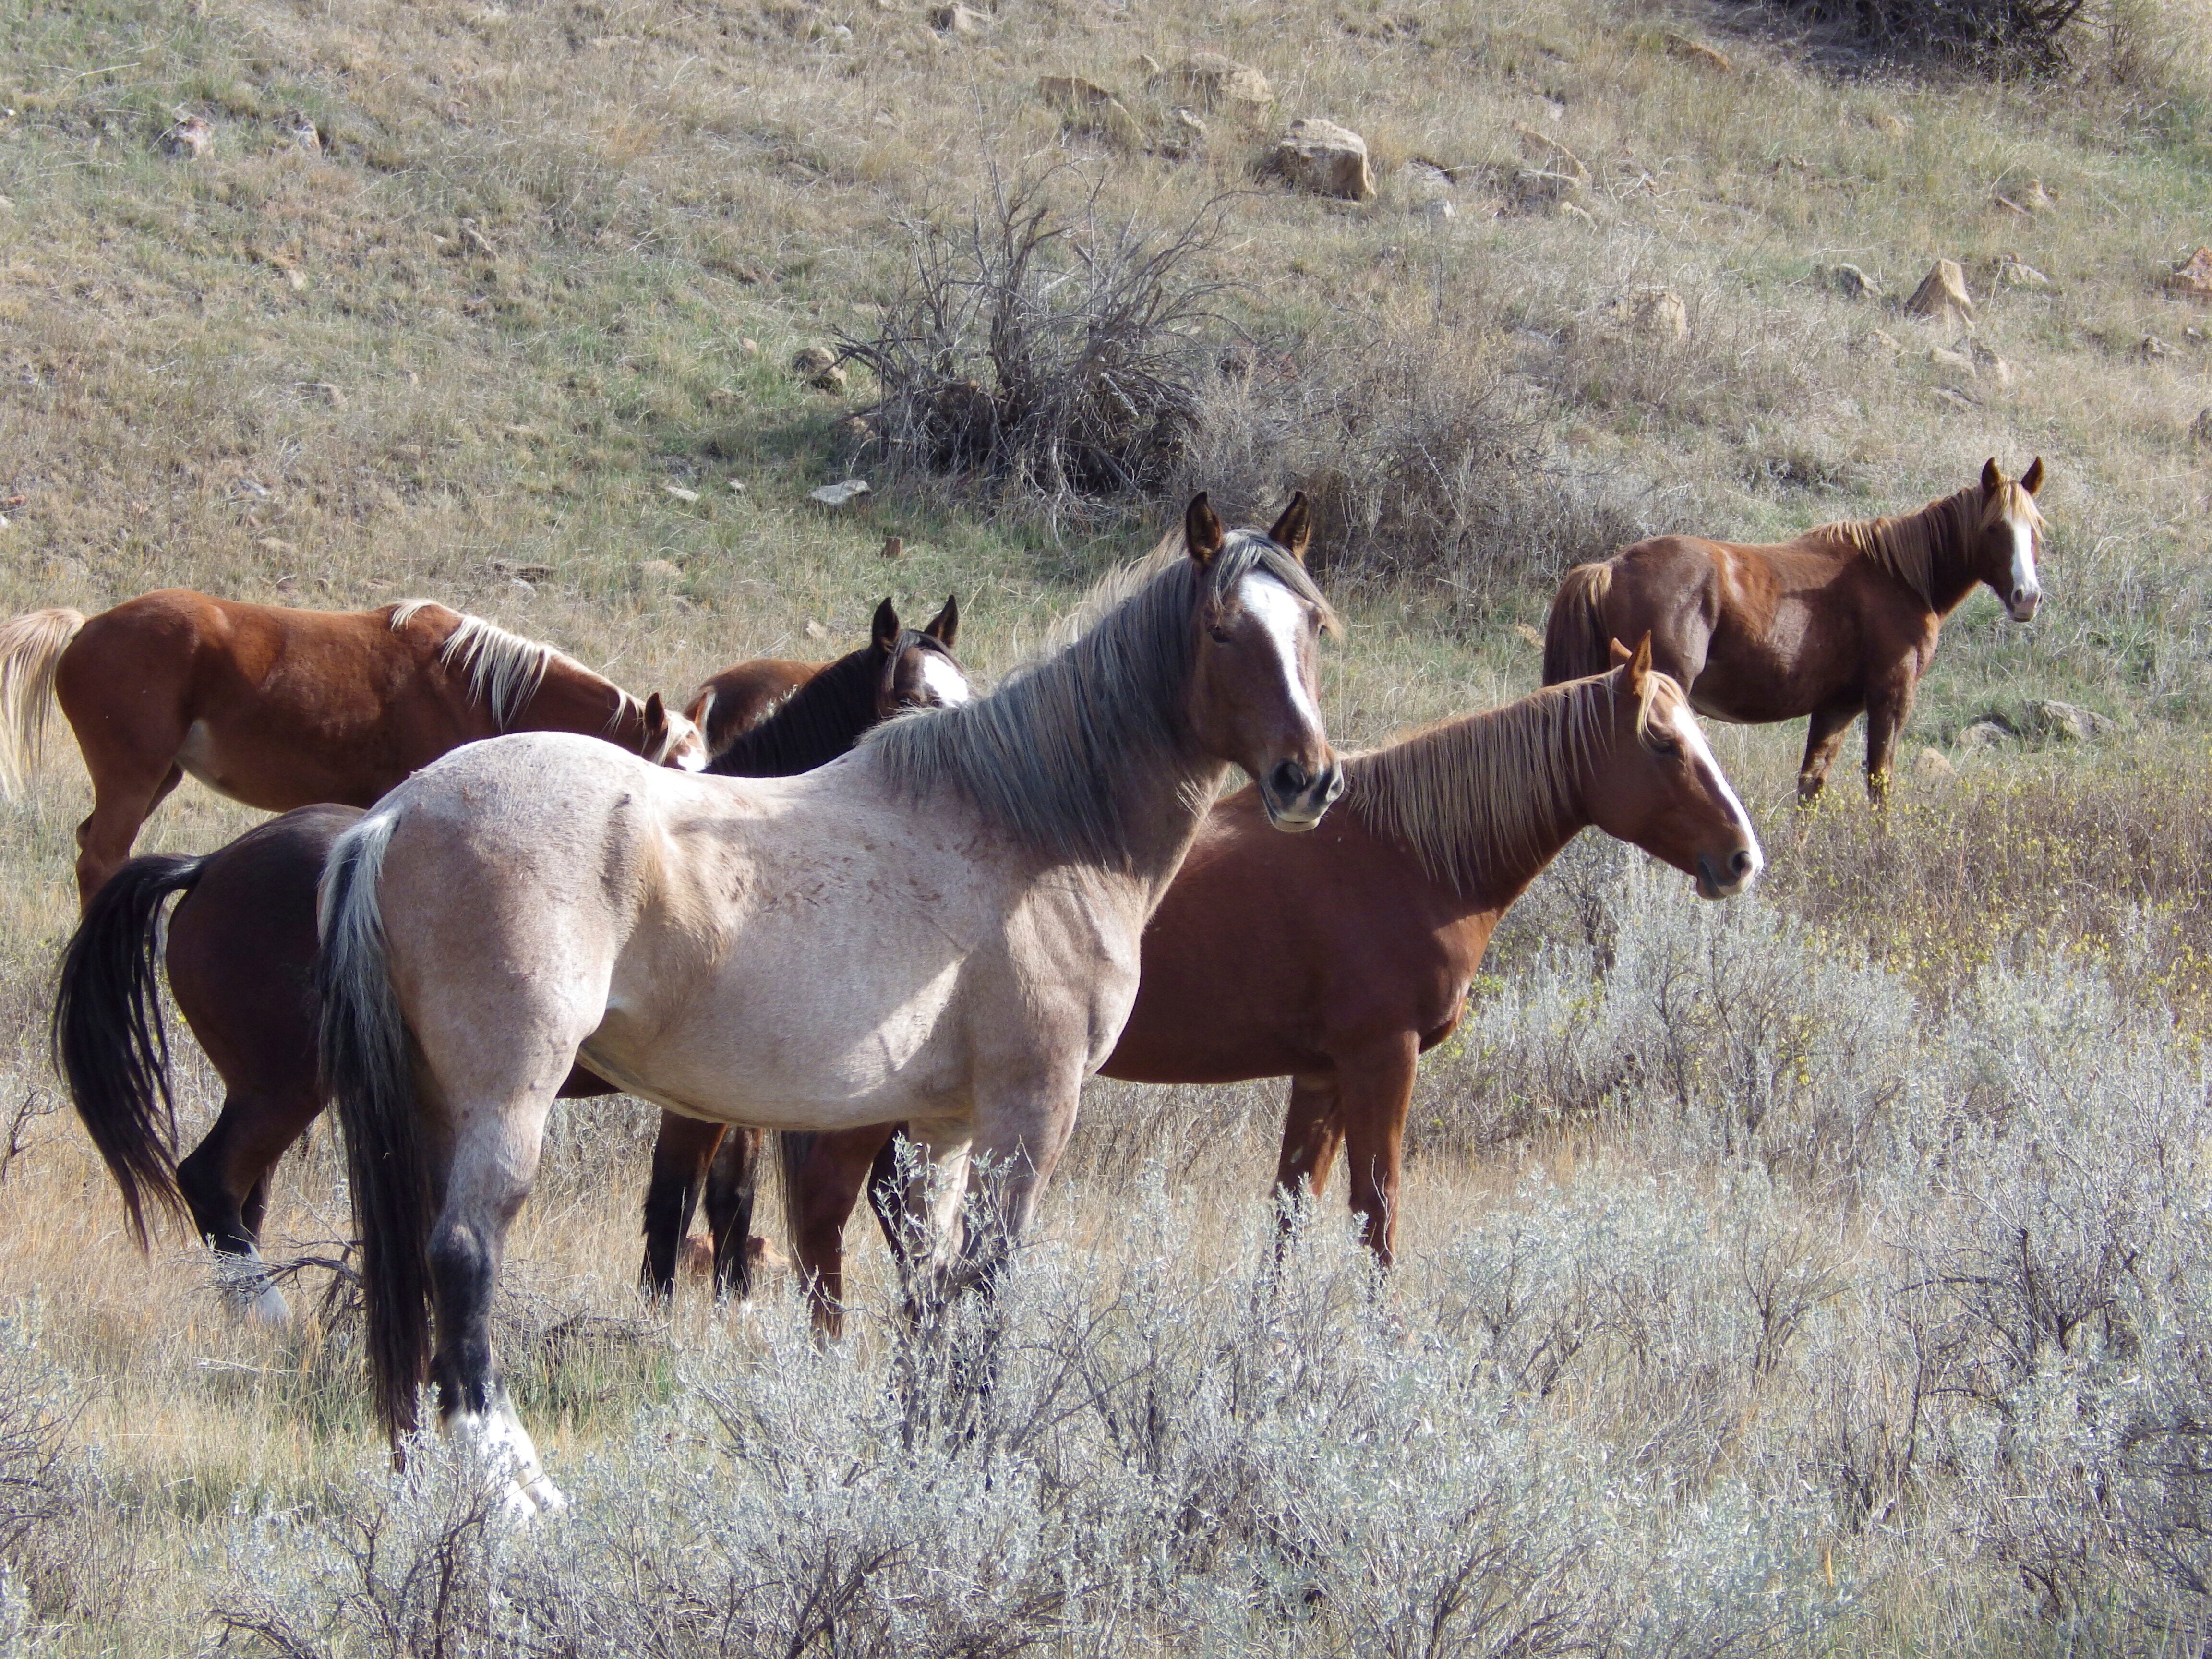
[
  {"left": 2008, "top": 591, "right": 2040, "bottom": 624},
  {"left": 1260, "top": 757, "right": 1344, "bottom": 833},
  {"left": 1695, "top": 846, "right": 1762, "bottom": 900}
]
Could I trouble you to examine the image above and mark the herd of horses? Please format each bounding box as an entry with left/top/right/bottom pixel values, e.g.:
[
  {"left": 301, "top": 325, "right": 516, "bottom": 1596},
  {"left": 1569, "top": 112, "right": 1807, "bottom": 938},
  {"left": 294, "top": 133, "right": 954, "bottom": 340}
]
[{"left": 5, "top": 459, "right": 2044, "bottom": 1512}]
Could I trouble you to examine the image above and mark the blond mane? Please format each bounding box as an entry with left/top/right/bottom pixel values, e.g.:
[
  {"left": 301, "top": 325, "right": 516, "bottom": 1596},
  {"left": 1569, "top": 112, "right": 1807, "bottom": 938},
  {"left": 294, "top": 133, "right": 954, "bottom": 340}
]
[
  {"left": 388, "top": 601, "right": 585, "bottom": 730},
  {"left": 1822, "top": 481, "right": 2042, "bottom": 608},
  {"left": 1345, "top": 668, "right": 1677, "bottom": 897}
]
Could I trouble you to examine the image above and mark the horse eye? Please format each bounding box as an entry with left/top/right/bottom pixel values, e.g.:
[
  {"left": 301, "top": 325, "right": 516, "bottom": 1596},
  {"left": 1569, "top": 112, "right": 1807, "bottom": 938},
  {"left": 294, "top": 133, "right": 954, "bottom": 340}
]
[
  {"left": 1651, "top": 736, "right": 1683, "bottom": 759},
  {"left": 1209, "top": 626, "right": 1234, "bottom": 645}
]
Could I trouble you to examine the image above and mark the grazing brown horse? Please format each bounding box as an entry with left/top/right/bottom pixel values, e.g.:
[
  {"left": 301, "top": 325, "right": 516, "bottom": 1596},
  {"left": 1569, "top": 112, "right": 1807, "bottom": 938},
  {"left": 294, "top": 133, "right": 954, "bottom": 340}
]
[
  {"left": 1541, "top": 458, "right": 2047, "bottom": 802},
  {"left": 0, "top": 591, "right": 708, "bottom": 904},
  {"left": 757, "top": 639, "right": 1762, "bottom": 1334},
  {"left": 51, "top": 602, "right": 967, "bottom": 1322}
]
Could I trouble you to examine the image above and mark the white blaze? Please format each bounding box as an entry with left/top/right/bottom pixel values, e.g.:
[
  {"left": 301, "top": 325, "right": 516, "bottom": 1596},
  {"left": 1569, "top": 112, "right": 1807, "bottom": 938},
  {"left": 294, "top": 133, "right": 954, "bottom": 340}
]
[
  {"left": 2009, "top": 516, "right": 2040, "bottom": 608},
  {"left": 1238, "top": 572, "right": 1323, "bottom": 737},
  {"left": 1671, "top": 702, "right": 1762, "bottom": 887},
  {"left": 920, "top": 652, "right": 972, "bottom": 706}
]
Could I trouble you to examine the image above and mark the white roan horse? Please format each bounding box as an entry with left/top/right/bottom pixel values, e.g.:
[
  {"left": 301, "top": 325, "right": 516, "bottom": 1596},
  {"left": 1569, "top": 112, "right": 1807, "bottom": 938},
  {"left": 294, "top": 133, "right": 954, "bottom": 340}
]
[{"left": 318, "top": 494, "right": 1341, "bottom": 1511}]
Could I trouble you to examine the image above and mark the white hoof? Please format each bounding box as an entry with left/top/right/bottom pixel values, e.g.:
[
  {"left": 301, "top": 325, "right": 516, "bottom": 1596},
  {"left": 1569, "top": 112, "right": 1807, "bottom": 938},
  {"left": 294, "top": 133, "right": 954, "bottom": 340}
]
[
  {"left": 215, "top": 1250, "right": 292, "bottom": 1326},
  {"left": 447, "top": 1398, "right": 564, "bottom": 1519}
]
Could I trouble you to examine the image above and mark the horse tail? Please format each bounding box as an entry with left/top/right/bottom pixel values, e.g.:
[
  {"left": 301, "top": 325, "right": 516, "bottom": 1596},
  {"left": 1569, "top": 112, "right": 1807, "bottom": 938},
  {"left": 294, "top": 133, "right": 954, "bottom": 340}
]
[
  {"left": 315, "top": 810, "right": 430, "bottom": 1440},
  {"left": 1541, "top": 565, "right": 1614, "bottom": 686},
  {"left": 777, "top": 1130, "right": 819, "bottom": 1261},
  {"left": 50, "top": 852, "right": 205, "bottom": 1247},
  {"left": 0, "top": 608, "right": 86, "bottom": 794}
]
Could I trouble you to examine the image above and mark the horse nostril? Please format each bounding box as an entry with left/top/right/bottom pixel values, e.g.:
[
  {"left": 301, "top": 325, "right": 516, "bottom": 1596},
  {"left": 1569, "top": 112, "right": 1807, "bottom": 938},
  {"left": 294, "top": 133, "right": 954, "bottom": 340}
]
[
  {"left": 1269, "top": 759, "right": 1310, "bottom": 799},
  {"left": 1729, "top": 849, "right": 1754, "bottom": 878}
]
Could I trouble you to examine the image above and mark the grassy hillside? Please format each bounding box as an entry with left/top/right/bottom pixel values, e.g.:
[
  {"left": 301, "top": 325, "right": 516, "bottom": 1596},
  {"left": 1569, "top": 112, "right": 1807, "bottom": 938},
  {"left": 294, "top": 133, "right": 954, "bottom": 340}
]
[{"left": 1, "top": 0, "right": 2211, "bottom": 1650}]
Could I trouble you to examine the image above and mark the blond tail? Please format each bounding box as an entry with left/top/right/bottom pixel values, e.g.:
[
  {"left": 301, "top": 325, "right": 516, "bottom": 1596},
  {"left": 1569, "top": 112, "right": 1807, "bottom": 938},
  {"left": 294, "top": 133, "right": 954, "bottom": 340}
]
[{"left": 0, "top": 609, "right": 86, "bottom": 795}]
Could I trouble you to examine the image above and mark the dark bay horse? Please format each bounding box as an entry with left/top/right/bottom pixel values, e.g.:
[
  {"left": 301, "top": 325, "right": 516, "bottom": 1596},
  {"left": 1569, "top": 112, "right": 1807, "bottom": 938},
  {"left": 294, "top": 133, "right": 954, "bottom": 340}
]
[
  {"left": 753, "top": 639, "right": 1763, "bottom": 1334},
  {"left": 0, "top": 591, "right": 708, "bottom": 904},
  {"left": 51, "top": 602, "right": 967, "bottom": 1322},
  {"left": 681, "top": 598, "right": 957, "bottom": 753},
  {"left": 1541, "top": 458, "right": 2046, "bottom": 801},
  {"left": 317, "top": 495, "right": 1336, "bottom": 1507}
]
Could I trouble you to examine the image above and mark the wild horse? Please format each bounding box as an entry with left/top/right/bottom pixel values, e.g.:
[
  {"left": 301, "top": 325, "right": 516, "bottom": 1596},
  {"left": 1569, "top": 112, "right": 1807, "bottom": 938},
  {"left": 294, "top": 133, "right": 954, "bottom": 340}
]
[{"left": 1542, "top": 458, "right": 2047, "bottom": 802}]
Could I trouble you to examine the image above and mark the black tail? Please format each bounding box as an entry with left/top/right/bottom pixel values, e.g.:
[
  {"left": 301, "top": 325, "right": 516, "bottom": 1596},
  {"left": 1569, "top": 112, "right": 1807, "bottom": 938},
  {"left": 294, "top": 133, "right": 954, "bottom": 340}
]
[
  {"left": 51, "top": 854, "right": 207, "bottom": 1246},
  {"left": 1541, "top": 564, "right": 1616, "bottom": 686},
  {"left": 315, "top": 813, "right": 433, "bottom": 1441}
]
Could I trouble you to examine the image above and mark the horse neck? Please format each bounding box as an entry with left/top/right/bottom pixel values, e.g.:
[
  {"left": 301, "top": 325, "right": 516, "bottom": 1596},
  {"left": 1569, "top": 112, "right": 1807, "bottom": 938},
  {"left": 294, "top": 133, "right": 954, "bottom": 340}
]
[
  {"left": 1841, "top": 489, "right": 1984, "bottom": 617},
  {"left": 517, "top": 659, "right": 634, "bottom": 745},
  {"left": 1345, "top": 683, "right": 1599, "bottom": 915},
  {"left": 709, "top": 651, "right": 877, "bottom": 777}
]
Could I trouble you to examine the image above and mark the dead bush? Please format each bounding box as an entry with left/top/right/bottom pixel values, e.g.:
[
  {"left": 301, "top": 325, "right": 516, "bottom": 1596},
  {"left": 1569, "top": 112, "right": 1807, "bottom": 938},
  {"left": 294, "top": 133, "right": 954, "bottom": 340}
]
[{"left": 1753, "top": 0, "right": 2139, "bottom": 72}]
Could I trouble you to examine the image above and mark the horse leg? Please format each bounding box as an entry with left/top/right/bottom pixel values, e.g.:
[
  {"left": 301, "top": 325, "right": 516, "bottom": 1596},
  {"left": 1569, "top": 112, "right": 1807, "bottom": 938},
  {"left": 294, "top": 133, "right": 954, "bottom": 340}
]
[
  {"left": 1272, "top": 1070, "right": 1345, "bottom": 1235},
  {"left": 1333, "top": 1034, "right": 1422, "bottom": 1267},
  {"left": 637, "top": 1111, "right": 724, "bottom": 1302},
  {"left": 1863, "top": 675, "right": 1917, "bottom": 805},
  {"left": 791, "top": 1125, "right": 898, "bottom": 1338},
  {"left": 1795, "top": 705, "right": 1859, "bottom": 805},
  {"left": 73, "top": 762, "right": 183, "bottom": 907},
  {"left": 175, "top": 1084, "right": 320, "bottom": 1325},
  {"left": 703, "top": 1127, "right": 761, "bottom": 1304}
]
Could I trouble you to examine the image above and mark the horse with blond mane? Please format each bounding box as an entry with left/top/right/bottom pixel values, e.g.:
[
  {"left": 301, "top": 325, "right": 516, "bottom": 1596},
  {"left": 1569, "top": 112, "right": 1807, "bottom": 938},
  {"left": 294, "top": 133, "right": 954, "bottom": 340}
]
[
  {"left": 1542, "top": 458, "right": 2046, "bottom": 801},
  {"left": 0, "top": 590, "right": 707, "bottom": 904}
]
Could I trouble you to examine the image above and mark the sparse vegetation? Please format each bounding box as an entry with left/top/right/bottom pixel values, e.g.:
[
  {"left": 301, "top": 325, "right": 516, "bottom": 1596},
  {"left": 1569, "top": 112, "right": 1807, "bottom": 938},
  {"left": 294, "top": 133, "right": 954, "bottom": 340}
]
[{"left": 2, "top": 0, "right": 2211, "bottom": 1649}]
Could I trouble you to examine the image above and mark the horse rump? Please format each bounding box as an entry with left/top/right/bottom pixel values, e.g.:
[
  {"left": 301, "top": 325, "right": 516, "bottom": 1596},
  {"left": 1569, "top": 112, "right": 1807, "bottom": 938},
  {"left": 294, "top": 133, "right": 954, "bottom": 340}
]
[
  {"left": 1540, "top": 564, "right": 1615, "bottom": 686},
  {"left": 0, "top": 608, "right": 85, "bottom": 794},
  {"left": 51, "top": 852, "right": 204, "bottom": 1245},
  {"left": 315, "top": 811, "right": 435, "bottom": 1440}
]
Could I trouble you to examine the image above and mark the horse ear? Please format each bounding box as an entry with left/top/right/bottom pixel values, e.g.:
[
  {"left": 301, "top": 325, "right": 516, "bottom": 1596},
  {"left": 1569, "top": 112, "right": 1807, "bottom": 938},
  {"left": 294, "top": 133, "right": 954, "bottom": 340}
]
[
  {"left": 1184, "top": 493, "right": 1226, "bottom": 567},
  {"left": 1266, "top": 492, "right": 1313, "bottom": 565},
  {"left": 1607, "top": 637, "right": 1633, "bottom": 667},
  {"left": 1628, "top": 633, "right": 1653, "bottom": 692},
  {"left": 642, "top": 691, "right": 667, "bottom": 741},
  {"left": 924, "top": 593, "right": 959, "bottom": 649},
  {"left": 2021, "top": 456, "right": 2045, "bottom": 495},
  {"left": 871, "top": 597, "right": 900, "bottom": 654},
  {"left": 1981, "top": 457, "right": 2004, "bottom": 493}
]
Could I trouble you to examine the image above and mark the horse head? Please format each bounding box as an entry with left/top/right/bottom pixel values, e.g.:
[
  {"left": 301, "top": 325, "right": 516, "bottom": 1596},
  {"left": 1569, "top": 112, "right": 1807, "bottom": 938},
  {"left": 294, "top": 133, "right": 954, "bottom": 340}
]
[
  {"left": 869, "top": 595, "right": 970, "bottom": 717},
  {"left": 638, "top": 692, "right": 709, "bottom": 770},
  {"left": 1589, "top": 636, "right": 1762, "bottom": 899},
  {"left": 1976, "top": 456, "right": 2046, "bottom": 623},
  {"left": 1184, "top": 492, "right": 1342, "bottom": 831}
]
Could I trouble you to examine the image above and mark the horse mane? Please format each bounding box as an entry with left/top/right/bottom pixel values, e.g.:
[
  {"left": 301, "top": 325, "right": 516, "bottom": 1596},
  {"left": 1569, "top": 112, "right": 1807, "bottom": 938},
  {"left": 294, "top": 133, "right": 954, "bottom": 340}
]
[
  {"left": 387, "top": 601, "right": 582, "bottom": 730},
  {"left": 867, "top": 528, "right": 1331, "bottom": 867},
  {"left": 1344, "top": 669, "right": 1675, "bottom": 898},
  {"left": 708, "top": 647, "right": 879, "bottom": 777},
  {"left": 1821, "top": 481, "right": 2043, "bottom": 607}
]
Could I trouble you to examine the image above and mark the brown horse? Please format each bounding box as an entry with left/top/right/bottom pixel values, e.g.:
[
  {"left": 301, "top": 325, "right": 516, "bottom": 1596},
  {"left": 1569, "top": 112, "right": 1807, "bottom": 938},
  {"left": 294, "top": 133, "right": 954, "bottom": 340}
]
[
  {"left": 679, "top": 597, "right": 958, "bottom": 754},
  {"left": 1541, "top": 458, "right": 2047, "bottom": 802},
  {"left": 757, "top": 639, "right": 1762, "bottom": 1334},
  {"left": 51, "top": 603, "right": 968, "bottom": 1321},
  {"left": 0, "top": 590, "right": 708, "bottom": 904}
]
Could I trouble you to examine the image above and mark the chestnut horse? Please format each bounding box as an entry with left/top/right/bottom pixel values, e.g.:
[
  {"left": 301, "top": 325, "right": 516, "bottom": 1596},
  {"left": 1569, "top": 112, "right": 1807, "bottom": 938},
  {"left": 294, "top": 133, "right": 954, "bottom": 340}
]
[
  {"left": 752, "top": 639, "right": 1763, "bottom": 1333},
  {"left": 0, "top": 591, "right": 708, "bottom": 904},
  {"left": 317, "top": 495, "right": 1337, "bottom": 1507},
  {"left": 1541, "top": 458, "right": 2047, "bottom": 802},
  {"left": 51, "top": 601, "right": 968, "bottom": 1322}
]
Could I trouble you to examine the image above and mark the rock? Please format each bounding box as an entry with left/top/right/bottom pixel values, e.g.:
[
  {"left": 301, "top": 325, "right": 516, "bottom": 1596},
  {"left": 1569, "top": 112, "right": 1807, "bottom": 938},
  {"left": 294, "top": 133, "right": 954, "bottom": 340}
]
[
  {"left": 804, "top": 619, "right": 830, "bottom": 640},
  {"left": 791, "top": 345, "right": 847, "bottom": 392},
  {"left": 2168, "top": 247, "right": 2212, "bottom": 302},
  {"left": 662, "top": 484, "right": 701, "bottom": 503},
  {"left": 639, "top": 558, "right": 683, "bottom": 583},
  {"left": 1994, "top": 254, "right": 2050, "bottom": 290},
  {"left": 1270, "top": 118, "right": 1375, "bottom": 202},
  {"left": 159, "top": 114, "right": 213, "bottom": 158},
  {"left": 1927, "top": 345, "right": 1977, "bottom": 378},
  {"left": 256, "top": 536, "right": 295, "bottom": 555},
  {"left": 1160, "top": 53, "right": 1273, "bottom": 117},
  {"left": 1933, "top": 386, "right": 1979, "bottom": 411},
  {"left": 2191, "top": 408, "right": 2212, "bottom": 446},
  {"left": 300, "top": 381, "right": 345, "bottom": 407},
  {"left": 882, "top": 535, "right": 904, "bottom": 560},
  {"left": 284, "top": 110, "right": 320, "bottom": 153},
  {"left": 1968, "top": 341, "right": 2014, "bottom": 388},
  {"left": 1162, "top": 107, "right": 1209, "bottom": 158},
  {"left": 1827, "top": 263, "right": 1881, "bottom": 301},
  {"left": 808, "top": 478, "right": 872, "bottom": 507},
  {"left": 728, "top": 478, "right": 749, "bottom": 493},
  {"left": 1037, "top": 76, "right": 1144, "bottom": 147},
  {"left": 926, "top": 1, "right": 986, "bottom": 31},
  {"left": 1662, "top": 32, "right": 1732, "bottom": 72},
  {"left": 1510, "top": 120, "right": 1586, "bottom": 181},
  {"left": 1956, "top": 716, "right": 2017, "bottom": 748},
  {"left": 2020, "top": 178, "right": 2054, "bottom": 210},
  {"left": 1904, "top": 259, "right": 1974, "bottom": 326},
  {"left": 835, "top": 413, "right": 877, "bottom": 449},
  {"left": 1606, "top": 287, "right": 1688, "bottom": 342},
  {"left": 1511, "top": 168, "right": 1585, "bottom": 212},
  {"left": 508, "top": 577, "right": 537, "bottom": 596},
  {"left": 1867, "top": 329, "right": 1903, "bottom": 354},
  {"left": 2029, "top": 700, "right": 2116, "bottom": 742},
  {"left": 1912, "top": 746, "right": 1955, "bottom": 781},
  {"left": 1405, "top": 157, "right": 1457, "bottom": 202},
  {"left": 2138, "top": 334, "right": 2177, "bottom": 361},
  {"left": 740, "top": 337, "right": 759, "bottom": 353}
]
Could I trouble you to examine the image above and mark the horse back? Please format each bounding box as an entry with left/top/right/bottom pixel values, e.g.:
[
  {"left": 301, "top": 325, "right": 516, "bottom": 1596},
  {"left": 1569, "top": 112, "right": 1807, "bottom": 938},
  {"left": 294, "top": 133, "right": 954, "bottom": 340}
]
[{"left": 686, "top": 659, "right": 820, "bottom": 754}]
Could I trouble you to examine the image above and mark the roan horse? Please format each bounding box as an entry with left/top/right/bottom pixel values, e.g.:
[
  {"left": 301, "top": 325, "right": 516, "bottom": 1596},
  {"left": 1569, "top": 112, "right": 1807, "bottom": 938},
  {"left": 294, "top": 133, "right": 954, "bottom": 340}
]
[
  {"left": 51, "top": 601, "right": 969, "bottom": 1321},
  {"left": 1541, "top": 458, "right": 2046, "bottom": 802},
  {"left": 318, "top": 494, "right": 1338, "bottom": 1509},
  {"left": 0, "top": 590, "right": 709, "bottom": 905},
  {"left": 746, "top": 639, "right": 1764, "bottom": 1334}
]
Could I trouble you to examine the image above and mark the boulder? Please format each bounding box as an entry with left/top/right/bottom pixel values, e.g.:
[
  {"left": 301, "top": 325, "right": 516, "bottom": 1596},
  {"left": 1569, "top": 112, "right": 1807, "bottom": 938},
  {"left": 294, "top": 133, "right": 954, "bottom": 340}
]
[
  {"left": 1955, "top": 715, "right": 2017, "bottom": 748},
  {"left": 2028, "top": 700, "right": 2117, "bottom": 742},
  {"left": 1905, "top": 259, "right": 1974, "bottom": 325},
  {"left": 159, "top": 114, "right": 213, "bottom": 159},
  {"left": 2168, "top": 247, "right": 2212, "bottom": 303},
  {"left": 1037, "top": 76, "right": 1145, "bottom": 147},
  {"left": 1509, "top": 120, "right": 1586, "bottom": 181},
  {"left": 1160, "top": 53, "right": 1273, "bottom": 117},
  {"left": 1270, "top": 119, "right": 1375, "bottom": 202},
  {"left": 792, "top": 344, "right": 847, "bottom": 392},
  {"left": 1994, "top": 254, "right": 2049, "bottom": 289},
  {"left": 807, "top": 478, "right": 872, "bottom": 508},
  {"left": 1926, "top": 345, "right": 1976, "bottom": 378},
  {"left": 639, "top": 558, "right": 684, "bottom": 584},
  {"left": 1827, "top": 263, "right": 1881, "bottom": 301},
  {"left": 1912, "top": 746, "right": 1955, "bottom": 782}
]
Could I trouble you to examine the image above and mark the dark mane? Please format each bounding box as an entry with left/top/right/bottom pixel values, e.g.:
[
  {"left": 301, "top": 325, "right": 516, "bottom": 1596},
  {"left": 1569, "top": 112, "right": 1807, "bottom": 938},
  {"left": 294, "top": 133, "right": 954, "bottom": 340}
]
[{"left": 707, "top": 647, "right": 882, "bottom": 778}]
